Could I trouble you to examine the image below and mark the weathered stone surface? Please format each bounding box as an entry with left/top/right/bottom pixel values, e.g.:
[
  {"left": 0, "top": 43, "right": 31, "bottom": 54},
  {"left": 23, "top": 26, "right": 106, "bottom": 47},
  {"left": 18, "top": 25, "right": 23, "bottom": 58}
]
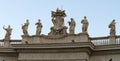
[
  {"left": 48, "top": 8, "right": 67, "bottom": 36},
  {"left": 35, "top": 19, "right": 43, "bottom": 36},
  {"left": 81, "top": 16, "right": 89, "bottom": 33},
  {"left": 68, "top": 18, "right": 76, "bottom": 34},
  {"left": 0, "top": 8, "right": 120, "bottom": 61},
  {"left": 21, "top": 33, "right": 89, "bottom": 44},
  {"left": 18, "top": 52, "right": 89, "bottom": 60},
  {"left": 22, "top": 19, "right": 29, "bottom": 36},
  {"left": 109, "top": 19, "right": 116, "bottom": 36}
]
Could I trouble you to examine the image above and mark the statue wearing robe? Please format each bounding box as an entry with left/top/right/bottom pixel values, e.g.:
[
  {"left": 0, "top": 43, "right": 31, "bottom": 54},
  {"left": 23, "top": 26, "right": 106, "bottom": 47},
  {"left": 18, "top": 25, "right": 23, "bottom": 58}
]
[
  {"left": 109, "top": 19, "right": 116, "bottom": 36},
  {"left": 22, "top": 19, "right": 29, "bottom": 36},
  {"left": 35, "top": 19, "right": 43, "bottom": 35},
  {"left": 3, "top": 25, "right": 12, "bottom": 40},
  {"left": 81, "top": 16, "right": 89, "bottom": 33}
]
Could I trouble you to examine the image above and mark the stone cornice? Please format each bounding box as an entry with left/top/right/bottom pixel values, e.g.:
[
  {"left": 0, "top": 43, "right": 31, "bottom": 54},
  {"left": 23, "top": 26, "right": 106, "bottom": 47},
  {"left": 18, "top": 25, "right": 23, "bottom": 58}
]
[
  {"left": 94, "top": 44, "right": 120, "bottom": 51},
  {"left": 11, "top": 42, "right": 94, "bottom": 54},
  {"left": 0, "top": 42, "right": 120, "bottom": 56},
  {"left": 12, "top": 42, "right": 94, "bottom": 49},
  {"left": 92, "top": 44, "right": 120, "bottom": 55}
]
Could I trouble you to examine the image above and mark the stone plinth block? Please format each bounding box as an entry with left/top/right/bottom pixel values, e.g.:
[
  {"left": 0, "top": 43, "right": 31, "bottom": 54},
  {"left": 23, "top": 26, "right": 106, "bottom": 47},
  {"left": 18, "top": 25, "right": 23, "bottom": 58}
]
[
  {"left": 21, "top": 33, "right": 89, "bottom": 44},
  {"left": 4, "top": 39, "right": 10, "bottom": 47},
  {"left": 109, "top": 36, "right": 116, "bottom": 44}
]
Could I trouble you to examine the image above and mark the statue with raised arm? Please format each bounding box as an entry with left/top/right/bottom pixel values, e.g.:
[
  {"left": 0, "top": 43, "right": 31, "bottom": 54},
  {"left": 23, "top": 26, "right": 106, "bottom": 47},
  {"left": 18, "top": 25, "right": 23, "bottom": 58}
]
[
  {"left": 109, "top": 19, "right": 116, "bottom": 36},
  {"left": 3, "top": 25, "right": 12, "bottom": 40},
  {"left": 68, "top": 18, "right": 76, "bottom": 34},
  {"left": 22, "top": 19, "right": 29, "bottom": 36},
  {"left": 35, "top": 19, "right": 43, "bottom": 35},
  {"left": 81, "top": 16, "right": 89, "bottom": 33}
]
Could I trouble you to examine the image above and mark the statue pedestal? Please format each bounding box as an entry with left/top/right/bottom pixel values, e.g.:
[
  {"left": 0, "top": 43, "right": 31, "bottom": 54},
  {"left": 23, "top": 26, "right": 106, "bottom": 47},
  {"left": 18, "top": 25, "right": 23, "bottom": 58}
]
[
  {"left": 21, "top": 35, "right": 42, "bottom": 44},
  {"left": 4, "top": 39, "right": 10, "bottom": 47},
  {"left": 66, "top": 33, "right": 89, "bottom": 43},
  {"left": 109, "top": 36, "right": 116, "bottom": 44},
  {"left": 48, "top": 26, "right": 67, "bottom": 36}
]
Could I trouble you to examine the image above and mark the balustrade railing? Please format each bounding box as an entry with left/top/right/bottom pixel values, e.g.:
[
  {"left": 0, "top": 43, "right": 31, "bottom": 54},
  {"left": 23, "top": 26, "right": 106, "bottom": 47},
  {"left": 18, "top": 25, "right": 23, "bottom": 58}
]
[
  {"left": 91, "top": 35, "right": 120, "bottom": 45},
  {"left": 10, "top": 40, "right": 22, "bottom": 44},
  {"left": 0, "top": 35, "right": 120, "bottom": 47},
  {"left": 90, "top": 36, "right": 109, "bottom": 45},
  {"left": 0, "top": 40, "right": 21, "bottom": 47},
  {"left": 0, "top": 40, "right": 4, "bottom": 46},
  {"left": 116, "top": 36, "right": 120, "bottom": 44}
]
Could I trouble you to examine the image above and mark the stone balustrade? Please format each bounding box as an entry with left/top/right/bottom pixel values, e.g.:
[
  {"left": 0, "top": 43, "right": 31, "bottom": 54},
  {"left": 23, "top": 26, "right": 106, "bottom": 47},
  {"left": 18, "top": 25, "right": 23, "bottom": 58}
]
[
  {"left": 0, "top": 40, "right": 21, "bottom": 47},
  {"left": 0, "top": 35, "right": 120, "bottom": 47},
  {"left": 91, "top": 35, "right": 120, "bottom": 45},
  {"left": 116, "top": 36, "right": 120, "bottom": 44},
  {"left": 0, "top": 40, "right": 4, "bottom": 46},
  {"left": 91, "top": 36, "right": 109, "bottom": 45}
]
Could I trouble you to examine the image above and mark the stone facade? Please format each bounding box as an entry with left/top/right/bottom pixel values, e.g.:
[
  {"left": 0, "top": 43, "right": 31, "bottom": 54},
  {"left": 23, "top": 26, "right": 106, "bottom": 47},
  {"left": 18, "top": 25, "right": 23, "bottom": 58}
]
[
  {"left": 1, "top": 42, "right": 120, "bottom": 61},
  {"left": 0, "top": 9, "right": 120, "bottom": 61}
]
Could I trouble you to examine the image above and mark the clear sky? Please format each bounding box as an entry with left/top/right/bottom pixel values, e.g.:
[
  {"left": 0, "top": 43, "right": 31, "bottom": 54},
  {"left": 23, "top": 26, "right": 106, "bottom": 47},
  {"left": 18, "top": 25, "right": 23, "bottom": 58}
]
[{"left": 0, "top": 0, "right": 120, "bottom": 39}]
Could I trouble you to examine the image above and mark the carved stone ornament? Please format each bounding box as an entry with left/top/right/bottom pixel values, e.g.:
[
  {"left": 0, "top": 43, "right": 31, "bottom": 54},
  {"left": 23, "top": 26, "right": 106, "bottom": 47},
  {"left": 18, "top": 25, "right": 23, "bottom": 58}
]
[{"left": 48, "top": 8, "right": 67, "bottom": 36}]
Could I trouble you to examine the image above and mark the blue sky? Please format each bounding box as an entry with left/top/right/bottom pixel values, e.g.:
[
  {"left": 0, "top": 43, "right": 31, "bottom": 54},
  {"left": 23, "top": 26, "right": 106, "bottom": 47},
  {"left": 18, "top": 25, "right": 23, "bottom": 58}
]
[{"left": 0, "top": 0, "right": 120, "bottom": 39}]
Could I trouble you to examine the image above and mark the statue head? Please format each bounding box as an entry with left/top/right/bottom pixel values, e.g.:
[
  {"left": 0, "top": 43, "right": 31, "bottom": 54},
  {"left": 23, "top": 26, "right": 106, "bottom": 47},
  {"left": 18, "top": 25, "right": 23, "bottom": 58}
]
[
  {"left": 71, "top": 18, "right": 73, "bottom": 20},
  {"left": 112, "top": 19, "right": 115, "bottom": 22},
  {"left": 8, "top": 25, "right": 11, "bottom": 28},
  {"left": 84, "top": 16, "right": 87, "bottom": 19},
  {"left": 26, "top": 19, "right": 29, "bottom": 23},
  {"left": 70, "top": 18, "right": 74, "bottom": 22},
  {"left": 38, "top": 19, "right": 41, "bottom": 22}
]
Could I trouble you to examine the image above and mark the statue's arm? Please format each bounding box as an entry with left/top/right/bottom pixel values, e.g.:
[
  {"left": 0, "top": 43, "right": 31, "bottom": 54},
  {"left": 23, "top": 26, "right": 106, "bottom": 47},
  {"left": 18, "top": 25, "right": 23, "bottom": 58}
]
[{"left": 3, "top": 26, "right": 6, "bottom": 30}]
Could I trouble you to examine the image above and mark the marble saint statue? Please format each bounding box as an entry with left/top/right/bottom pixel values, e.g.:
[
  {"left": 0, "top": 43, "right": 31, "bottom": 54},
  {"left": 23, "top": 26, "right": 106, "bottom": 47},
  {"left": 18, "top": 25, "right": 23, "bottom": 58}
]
[
  {"left": 22, "top": 19, "right": 29, "bottom": 36},
  {"left": 109, "top": 19, "right": 116, "bottom": 36},
  {"left": 35, "top": 19, "right": 43, "bottom": 35},
  {"left": 81, "top": 16, "right": 89, "bottom": 33},
  {"left": 68, "top": 18, "right": 76, "bottom": 34},
  {"left": 3, "top": 25, "right": 12, "bottom": 40}
]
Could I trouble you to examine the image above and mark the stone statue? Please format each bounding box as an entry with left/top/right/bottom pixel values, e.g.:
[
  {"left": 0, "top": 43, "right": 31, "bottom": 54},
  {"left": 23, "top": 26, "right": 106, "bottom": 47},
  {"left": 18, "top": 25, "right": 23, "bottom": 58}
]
[
  {"left": 109, "top": 19, "right": 116, "bottom": 36},
  {"left": 68, "top": 18, "right": 76, "bottom": 34},
  {"left": 81, "top": 16, "right": 89, "bottom": 33},
  {"left": 22, "top": 19, "right": 29, "bottom": 36},
  {"left": 48, "top": 8, "right": 67, "bottom": 36},
  {"left": 51, "top": 8, "right": 66, "bottom": 29},
  {"left": 3, "top": 25, "right": 12, "bottom": 40},
  {"left": 35, "top": 19, "right": 43, "bottom": 35}
]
